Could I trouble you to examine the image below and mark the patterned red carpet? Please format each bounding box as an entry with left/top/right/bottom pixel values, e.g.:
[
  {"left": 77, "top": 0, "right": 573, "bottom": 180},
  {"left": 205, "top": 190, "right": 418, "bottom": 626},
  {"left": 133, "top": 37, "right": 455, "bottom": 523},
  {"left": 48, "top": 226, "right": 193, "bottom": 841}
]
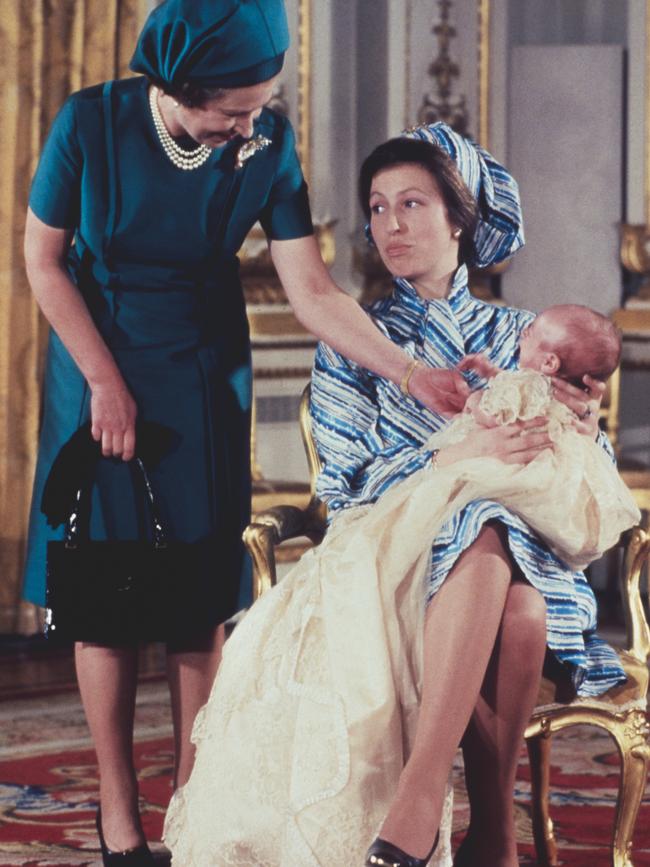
[{"left": 0, "top": 682, "right": 649, "bottom": 866}]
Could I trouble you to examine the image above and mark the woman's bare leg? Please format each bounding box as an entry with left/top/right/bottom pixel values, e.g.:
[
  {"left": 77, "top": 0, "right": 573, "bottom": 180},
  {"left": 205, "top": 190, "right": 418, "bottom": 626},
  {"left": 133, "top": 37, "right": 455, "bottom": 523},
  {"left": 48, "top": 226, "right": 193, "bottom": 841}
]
[
  {"left": 166, "top": 623, "right": 225, "bottom": 789},
  {"left": 75, "top": 642, "right": 143, "bottom": 851},
  {"left": 454, "top": 581, "right": 547, "bottom": 867},
  {"left": 377, "top": 523, "right": 514, "bottom": 859}
]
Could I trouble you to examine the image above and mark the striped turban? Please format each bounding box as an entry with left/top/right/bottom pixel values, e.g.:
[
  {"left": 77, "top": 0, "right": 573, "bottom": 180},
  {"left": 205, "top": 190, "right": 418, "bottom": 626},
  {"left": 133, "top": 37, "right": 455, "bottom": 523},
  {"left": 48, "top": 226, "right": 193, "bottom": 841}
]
[{"left": 402, "top": 122, "right": 525, "bottom": 268}]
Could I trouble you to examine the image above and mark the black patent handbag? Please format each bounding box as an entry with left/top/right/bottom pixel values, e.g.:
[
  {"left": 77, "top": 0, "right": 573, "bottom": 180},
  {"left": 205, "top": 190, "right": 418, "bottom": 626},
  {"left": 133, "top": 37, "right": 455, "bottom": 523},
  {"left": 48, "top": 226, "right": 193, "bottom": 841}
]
[{"left": 44, "top": 450, "right": 231, "bottom": 645}]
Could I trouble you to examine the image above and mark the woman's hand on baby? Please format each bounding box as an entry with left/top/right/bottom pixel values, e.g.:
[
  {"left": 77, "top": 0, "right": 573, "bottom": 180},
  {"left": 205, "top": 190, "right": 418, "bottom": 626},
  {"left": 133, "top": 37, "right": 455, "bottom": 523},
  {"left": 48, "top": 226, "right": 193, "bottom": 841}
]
[
  {"left": 408, "top": 365, "right": 470, "bottom": 415},
  {"left": 551, "top": 374, "right": 604, "bottom": 438},
  {"left": 90, "top": 378, "right": 138, "bottom": 461},
  {"left": 437, "top": 417, "right": 553, "bottom": 467}
]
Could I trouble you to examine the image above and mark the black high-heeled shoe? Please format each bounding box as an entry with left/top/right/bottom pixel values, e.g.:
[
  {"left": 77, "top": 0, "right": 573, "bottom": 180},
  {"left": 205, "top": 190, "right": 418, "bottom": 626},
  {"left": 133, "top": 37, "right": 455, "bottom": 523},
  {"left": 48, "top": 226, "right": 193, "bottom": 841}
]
[
  {"left": 96, "top": 809, "right": 156, "bottom": 866},
  {"left": 365, "top": 831, "right": 439, "bottom": 867}
]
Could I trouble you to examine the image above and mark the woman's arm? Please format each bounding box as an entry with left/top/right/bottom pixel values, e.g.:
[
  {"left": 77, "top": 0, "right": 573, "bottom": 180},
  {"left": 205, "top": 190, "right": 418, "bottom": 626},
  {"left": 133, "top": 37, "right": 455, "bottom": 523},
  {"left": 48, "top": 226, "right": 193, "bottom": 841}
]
[
  {"left": 24, "top": 208, "right": 137, "bottom": 460},
  {"left": 270, "top": 236, "right": 469, "bottom": 415}
]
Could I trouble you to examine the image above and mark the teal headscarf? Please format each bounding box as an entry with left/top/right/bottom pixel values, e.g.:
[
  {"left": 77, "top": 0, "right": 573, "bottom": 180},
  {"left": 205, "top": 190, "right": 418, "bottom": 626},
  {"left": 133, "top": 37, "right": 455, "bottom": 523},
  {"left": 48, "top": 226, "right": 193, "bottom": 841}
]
[{"left": 130, "top": 0, "right": 289, "bottom": 89}]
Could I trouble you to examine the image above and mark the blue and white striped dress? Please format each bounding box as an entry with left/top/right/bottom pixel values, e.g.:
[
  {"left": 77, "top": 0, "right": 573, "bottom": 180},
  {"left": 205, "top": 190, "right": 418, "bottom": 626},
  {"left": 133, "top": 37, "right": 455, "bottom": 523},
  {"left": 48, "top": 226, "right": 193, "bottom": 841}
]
[{"left": 311, "top": 265, "right": 625, "bottom": 698}]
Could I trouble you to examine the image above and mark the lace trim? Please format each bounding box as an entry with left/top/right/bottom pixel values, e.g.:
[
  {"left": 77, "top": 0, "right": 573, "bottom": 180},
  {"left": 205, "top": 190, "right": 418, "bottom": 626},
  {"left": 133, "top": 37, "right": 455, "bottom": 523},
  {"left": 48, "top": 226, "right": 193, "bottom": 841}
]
[{"left": 286, "top": 600, "right": 351, "bottom": 813}]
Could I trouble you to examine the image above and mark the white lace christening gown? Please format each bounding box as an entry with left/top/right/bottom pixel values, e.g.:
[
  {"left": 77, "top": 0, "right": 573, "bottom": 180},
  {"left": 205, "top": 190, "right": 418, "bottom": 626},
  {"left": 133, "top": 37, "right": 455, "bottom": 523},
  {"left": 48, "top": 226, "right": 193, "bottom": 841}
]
[{"left": 164, "top": 369, "right": 639, "bottom": 867}]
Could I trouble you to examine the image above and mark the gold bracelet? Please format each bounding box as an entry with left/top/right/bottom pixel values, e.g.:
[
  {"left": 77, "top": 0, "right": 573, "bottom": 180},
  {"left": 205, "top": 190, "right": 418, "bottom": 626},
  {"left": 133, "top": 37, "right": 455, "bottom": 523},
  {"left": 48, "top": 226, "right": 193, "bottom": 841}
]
[
  {"left": 400, "top": 358, "right": 420, "bottom": 396},
  {"left": 431, "top": 448, "right": 440, "bottom": 470}
]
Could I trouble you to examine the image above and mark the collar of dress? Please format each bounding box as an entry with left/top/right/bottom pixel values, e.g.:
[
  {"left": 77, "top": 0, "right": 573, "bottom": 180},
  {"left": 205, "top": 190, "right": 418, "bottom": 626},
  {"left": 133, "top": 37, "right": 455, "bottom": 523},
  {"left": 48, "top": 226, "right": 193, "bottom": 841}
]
[{"left": 393, "top": 264, "right": 471, "bottom": 315}]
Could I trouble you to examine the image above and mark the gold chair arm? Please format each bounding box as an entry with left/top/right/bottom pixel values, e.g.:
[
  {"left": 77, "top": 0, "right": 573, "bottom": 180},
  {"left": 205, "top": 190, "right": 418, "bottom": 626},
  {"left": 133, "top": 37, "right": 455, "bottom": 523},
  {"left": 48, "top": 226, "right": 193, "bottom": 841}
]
[
  {"left": 245, "top": 385, "right": 328, "bottom": 601},
  {"left": 299, "top": 388, "right": 323, "bottom": 500},
  {"left": 620, "top": 526, "right": 650, "bottom": 663},
  {"left": 243, "top": 521, "right": 278, "bottom": 599},
  {"left": 244, "top": 499, "right": 327, "bottom": 600}
]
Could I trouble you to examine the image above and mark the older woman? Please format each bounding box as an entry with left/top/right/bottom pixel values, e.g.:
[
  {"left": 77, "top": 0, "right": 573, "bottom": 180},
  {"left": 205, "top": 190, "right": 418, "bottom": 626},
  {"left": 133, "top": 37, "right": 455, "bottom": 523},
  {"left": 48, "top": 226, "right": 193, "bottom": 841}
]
[
  {"left": 23, "top": 2, "right": 468, "bottom": 863},
  {"left": 162, "top": 124, "right": 627, "bottom": 867}
]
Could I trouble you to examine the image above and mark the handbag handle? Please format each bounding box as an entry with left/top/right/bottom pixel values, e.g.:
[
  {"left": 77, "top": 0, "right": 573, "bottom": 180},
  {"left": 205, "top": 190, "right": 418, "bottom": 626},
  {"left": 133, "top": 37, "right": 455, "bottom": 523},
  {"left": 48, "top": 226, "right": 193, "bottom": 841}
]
[{"left": 65, "top": 458, "right": 167, "bottom": 550}]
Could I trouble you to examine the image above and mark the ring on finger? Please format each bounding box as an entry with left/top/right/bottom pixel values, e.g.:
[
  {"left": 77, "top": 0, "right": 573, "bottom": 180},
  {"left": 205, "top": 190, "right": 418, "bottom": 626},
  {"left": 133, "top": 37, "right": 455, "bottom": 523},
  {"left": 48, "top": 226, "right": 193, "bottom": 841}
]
[{"left": 579, "top": 407, "right": 592, "bottom": 421}]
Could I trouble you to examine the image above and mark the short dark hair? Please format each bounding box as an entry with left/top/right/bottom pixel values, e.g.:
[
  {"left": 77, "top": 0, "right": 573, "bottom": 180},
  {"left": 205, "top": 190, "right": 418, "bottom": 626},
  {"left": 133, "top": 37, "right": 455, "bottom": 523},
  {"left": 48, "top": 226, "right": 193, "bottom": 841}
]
[
  {"left": 358, "top": 137, "right": 479, "bottom": 265},
  {"left": 148, "top": 77, "right": 226, "bottom": 108}
]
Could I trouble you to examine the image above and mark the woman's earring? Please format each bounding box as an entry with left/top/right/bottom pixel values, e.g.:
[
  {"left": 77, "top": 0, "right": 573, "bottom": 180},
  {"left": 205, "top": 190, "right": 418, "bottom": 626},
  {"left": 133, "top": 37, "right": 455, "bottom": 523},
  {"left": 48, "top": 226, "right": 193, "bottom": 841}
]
[{"left": 452, "top": 228, "right": 462, "bottom": 239}]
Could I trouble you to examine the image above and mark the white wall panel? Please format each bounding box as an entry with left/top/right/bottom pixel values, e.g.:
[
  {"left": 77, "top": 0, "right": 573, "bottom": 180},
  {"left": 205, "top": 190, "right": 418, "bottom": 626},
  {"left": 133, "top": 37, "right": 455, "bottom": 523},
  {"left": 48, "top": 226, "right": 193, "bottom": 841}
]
[{"left": 502, "top": 45, "right": 624, "bottom": 314}]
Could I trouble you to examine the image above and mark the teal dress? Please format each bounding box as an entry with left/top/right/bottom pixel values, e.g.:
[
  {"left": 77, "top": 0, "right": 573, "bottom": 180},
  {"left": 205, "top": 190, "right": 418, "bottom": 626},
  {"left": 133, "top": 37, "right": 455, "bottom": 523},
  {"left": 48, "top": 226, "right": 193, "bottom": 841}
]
[{"left": 23, "top": 76, "right": 313, "bottom": 626}]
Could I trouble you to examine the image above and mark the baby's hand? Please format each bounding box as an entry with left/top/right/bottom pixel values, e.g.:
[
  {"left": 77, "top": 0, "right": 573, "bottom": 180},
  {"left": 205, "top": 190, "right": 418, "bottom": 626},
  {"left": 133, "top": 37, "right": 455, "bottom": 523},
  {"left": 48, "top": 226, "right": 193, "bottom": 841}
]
[
  {"left": 464, "top": 391, "right": 499, "bottom": 428},
  {"left": 472, "top": 406, "right": 500, "bottom": 428},
  {"left": 457, "top": 353, "right": 500, "bottom": 380}
]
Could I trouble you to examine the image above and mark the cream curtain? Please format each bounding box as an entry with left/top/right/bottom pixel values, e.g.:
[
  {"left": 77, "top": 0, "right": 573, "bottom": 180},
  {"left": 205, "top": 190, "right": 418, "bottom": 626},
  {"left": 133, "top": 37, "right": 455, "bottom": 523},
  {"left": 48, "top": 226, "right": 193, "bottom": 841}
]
[{"left": 0, "top": 0, "right": 148, "bottom": 634}]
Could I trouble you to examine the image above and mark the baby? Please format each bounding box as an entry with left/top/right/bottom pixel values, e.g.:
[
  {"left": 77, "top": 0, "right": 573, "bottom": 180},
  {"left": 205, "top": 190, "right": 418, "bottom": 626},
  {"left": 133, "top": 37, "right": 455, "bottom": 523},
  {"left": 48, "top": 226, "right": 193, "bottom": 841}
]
[
  {"left": 458, "top": 304, "right": 621, "bottom": 429},
  {"left": 419, "top": 303, "right": 636, "bottom": 571}
]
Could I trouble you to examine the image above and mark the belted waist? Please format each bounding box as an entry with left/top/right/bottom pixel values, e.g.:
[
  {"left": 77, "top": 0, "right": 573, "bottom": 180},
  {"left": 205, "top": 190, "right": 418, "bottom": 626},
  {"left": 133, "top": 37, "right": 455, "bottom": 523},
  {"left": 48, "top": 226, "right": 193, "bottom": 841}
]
[
  {"left": 89, "top": 257, "right": 240, "bottom": 294},
  {"left": 67, "top": 243, "right": 240, "bottom": 294},
  {"left": 67, "top": 248, "right": 248, "bottom": 351}
]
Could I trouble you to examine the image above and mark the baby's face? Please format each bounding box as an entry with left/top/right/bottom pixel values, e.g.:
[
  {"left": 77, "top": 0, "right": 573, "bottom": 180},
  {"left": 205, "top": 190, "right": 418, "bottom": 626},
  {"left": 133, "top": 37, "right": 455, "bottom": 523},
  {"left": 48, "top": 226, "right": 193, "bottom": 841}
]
[{"left": 518, "top": 314, "right": 558, "bottom": 372}]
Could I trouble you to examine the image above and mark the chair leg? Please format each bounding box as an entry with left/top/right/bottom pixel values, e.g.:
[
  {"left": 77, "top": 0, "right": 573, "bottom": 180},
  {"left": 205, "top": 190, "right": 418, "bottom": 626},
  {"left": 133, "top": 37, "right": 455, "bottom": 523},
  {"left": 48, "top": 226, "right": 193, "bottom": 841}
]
[
  {"left": 526, "top": 731, "right": 559, "bottom": 866},
  {"left": 609, "top": 709, "right": 650, "bottom": 867}
]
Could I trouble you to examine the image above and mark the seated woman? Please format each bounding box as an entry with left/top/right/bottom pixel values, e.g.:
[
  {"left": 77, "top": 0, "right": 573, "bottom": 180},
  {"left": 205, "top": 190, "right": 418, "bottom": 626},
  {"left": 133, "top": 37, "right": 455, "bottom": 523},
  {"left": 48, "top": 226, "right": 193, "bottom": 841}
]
[{"left": 163, "top": 124, "right": 635, "bottom": 867}]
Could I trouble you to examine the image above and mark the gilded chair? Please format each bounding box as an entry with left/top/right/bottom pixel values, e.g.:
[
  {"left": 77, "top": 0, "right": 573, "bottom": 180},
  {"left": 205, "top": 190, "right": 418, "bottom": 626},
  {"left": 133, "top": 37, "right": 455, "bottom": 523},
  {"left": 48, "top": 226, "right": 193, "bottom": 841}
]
[
  {"left": 606, "top": 310, "right": 650, "bottom": 519},
  {"left": 243, "top": 387, "right": 650, "bottom": 867}
]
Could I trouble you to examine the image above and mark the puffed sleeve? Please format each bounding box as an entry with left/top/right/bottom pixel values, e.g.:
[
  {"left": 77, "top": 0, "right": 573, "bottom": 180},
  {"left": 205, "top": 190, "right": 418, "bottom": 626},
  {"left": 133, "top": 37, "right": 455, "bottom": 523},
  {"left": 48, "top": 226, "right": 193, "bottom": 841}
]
[
  {"left": 29, "top": 96, "right": 82, "bottom": 230},
  {"left": 311, "top": 342, "right": 435, "bottom": 512},
  {"left": 259, "top": 119, "right": 313, "bottom": 241}
]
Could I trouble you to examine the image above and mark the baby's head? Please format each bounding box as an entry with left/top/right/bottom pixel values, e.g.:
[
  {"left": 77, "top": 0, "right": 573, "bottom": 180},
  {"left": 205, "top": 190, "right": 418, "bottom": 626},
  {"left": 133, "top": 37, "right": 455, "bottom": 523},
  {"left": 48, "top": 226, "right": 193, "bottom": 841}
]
[{"left": 518, "top": 304, "right": 621, "bottom": 386}]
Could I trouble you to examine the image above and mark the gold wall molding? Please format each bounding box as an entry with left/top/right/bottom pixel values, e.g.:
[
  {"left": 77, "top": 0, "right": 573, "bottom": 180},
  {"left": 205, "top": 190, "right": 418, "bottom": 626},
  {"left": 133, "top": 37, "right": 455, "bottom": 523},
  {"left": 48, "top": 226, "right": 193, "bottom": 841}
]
[
  {"left": 252, "top": 367, "right": 313, "bottom": 380},
  {"left": 417, "top": 0, "right": 469, "bottom": 134},
  {"left": 297, "top": 0, "right": 312, "bottom": 185},
  {"left": 414, "top": 0, "right": 490, "bottom": 144},
  {"left": 477, "top": 0, "right": 490, "bottom": 149},
  {"left": 248, "top": 309, "right": 313, "bottom": 339}
]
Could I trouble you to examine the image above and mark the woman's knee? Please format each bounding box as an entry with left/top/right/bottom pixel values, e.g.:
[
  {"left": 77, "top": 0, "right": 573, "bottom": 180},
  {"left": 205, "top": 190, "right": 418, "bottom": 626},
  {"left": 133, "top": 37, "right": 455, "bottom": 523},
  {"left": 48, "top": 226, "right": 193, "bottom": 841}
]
[{"left": 502, "top": 582, "right": 547, "bottom": 648}]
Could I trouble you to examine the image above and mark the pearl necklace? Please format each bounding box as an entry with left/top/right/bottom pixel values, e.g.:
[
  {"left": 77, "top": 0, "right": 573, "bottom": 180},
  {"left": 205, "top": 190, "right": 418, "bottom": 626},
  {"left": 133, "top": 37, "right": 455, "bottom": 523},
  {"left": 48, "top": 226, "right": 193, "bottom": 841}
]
[{"left": 148, "top": 87, "right": 212, "bottom": 171}]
